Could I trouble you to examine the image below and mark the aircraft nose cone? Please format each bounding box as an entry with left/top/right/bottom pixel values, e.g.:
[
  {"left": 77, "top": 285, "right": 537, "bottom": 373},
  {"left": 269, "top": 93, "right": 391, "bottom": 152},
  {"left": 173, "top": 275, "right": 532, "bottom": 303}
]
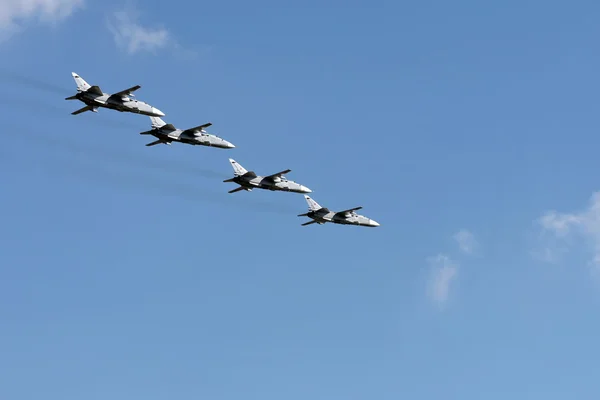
[
  {"left": 370, "top": 220, "right": 380, "bottom": 227},
  {"left": 152, "top": 107, "right": 165, "bottom": 116},
  {"left": 301, "top": 186, "right": 312, "bottom": 193},
  {"left": 223, "top": 140, "right": 235, "bottom": 148}
]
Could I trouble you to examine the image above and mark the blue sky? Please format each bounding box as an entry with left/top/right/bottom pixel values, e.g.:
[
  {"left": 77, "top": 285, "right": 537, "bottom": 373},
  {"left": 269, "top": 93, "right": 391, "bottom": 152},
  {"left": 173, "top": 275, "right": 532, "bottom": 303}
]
[{"left": 1, "top": 0, "right": 600, "bottom": 398}]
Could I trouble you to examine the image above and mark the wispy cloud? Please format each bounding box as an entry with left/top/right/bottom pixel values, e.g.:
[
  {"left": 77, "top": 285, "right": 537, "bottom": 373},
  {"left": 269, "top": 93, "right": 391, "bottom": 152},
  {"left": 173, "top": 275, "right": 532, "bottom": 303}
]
[
  {"left": 453, "top": 229, "right": 477, "bottom": 255},
  {"left": 536, "top": 191, "right": 600, "bottom": 276},
  {"left": 427, "top": 254, "right": 458, "bottom": 307},
  {"left": 0, "top": 0, "right": 83, "bottom": 40},
  {"left": 106, "top": 4, "right": 196, "bottom": 58}
]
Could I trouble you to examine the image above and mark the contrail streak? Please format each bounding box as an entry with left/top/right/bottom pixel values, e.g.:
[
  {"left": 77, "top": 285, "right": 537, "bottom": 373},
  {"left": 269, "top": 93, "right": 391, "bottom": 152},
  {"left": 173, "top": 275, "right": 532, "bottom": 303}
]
[
  {"left": 0, "top": 92, "right": 142, "bottom": 130},
  {"left": 0, "top": 69, "right": 301, "bottom": 216},
  {"left": 1, "top": 121, "right": 229, "bottom": 180},
  {"left": 0, "top": 93, "right": 228, "bottom": 180},
  {"left": 0, "top": 68, "right": 71, "bottom": 96},
  {"left": 52, "top": 159, "right": 297, "bottom": 215},
  {"left": 1, "top": 125, "right": 298, "bottom": 216}
]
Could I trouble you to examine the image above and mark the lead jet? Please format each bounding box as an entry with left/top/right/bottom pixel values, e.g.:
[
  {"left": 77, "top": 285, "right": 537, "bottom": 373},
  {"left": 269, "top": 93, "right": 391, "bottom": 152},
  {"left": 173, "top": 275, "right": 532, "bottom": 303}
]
[
  {"left": 65, "top": 72, "right": 165, "bottom": 117},
  {"left": 223, "top": 159, "right": 312, "bottom": 194},
  {"left": 297, "top": 195, "right": 380, "bottom": 227},
  {"left": 139, "top": 117, "right": 235, "bottom": 148}
]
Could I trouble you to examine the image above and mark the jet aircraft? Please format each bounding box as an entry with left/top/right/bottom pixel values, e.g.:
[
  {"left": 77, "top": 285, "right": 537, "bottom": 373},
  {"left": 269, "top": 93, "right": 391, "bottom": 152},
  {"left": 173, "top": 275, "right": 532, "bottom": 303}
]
[
  {"left": 223, "top": 159, "right": 312, "bottom": 194},
  {"left": 297, "top": 195, "right": 380, "bottom": 227},
  {"left": 139, "top": 117, "right": 235, "bottom": 148},
  {"left": 65, "top": 72, "right": 165, "bottom": 117}
]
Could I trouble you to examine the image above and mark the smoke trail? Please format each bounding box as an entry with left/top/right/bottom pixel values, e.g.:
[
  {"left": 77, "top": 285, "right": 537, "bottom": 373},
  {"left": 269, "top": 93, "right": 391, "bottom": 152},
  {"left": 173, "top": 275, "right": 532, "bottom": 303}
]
[
  {"left": 43, "top": 155, "right": 298, "bottom": 216},
  {"left": 0, "top": 68, "right": 71, "bottom": 96},
  {"left": 0, "top": 92, "right": 224, "bottom": 180},
  {"left": 0, "top": 104, "right": 229, "bottom": 180},
  {"left": 0, "top": 92, "right": 142, "bottom": 130},
  {"left": 4, "top": 126, "right": 229, "bottom": 180},
  {"left": 0, "top": 125, "right": 298, "bottom": 215},
  {"left": 0, "top": 69, "right": 301, "bottom": 215}
]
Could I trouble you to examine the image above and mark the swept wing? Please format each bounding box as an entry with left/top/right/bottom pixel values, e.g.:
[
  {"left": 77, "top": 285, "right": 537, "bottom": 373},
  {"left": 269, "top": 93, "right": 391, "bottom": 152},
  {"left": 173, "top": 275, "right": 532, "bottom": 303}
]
[
  {"left": 86, "top": 85, "right": 103, "bottom": 96},
  {"left": 182, "top": 123, "right": 212, "bottom": 135},
  {"left": 264, "top": 169, "right": 292, "bottom": 180},
  {"left": 109, "top": 85, "right": 141, "bottom": 100},
  {"left": 335, "top": 207, "right": 363, "bottom": 216}
]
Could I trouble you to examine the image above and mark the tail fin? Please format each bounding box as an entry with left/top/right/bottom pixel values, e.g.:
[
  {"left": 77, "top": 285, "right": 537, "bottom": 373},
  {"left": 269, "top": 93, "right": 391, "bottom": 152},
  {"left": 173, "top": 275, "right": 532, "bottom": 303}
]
[
  {"left": 304, "top": 195, "right": 322, "bottom": 211},
  {"left": 229, "top": 159, "right": 248, "bottom": 176},
  {"left": 150, "top": 116, "right": 167, "bottom": 128},
  {"left": 71, "top": 72, "right": 91, "bottom": 92}
]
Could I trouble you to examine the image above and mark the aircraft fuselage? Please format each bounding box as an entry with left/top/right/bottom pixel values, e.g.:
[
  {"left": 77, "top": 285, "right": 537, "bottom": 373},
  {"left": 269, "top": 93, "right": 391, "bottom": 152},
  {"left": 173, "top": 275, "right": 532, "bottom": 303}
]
[
  {"left": 76, "top": 92, "right": 164, "bottom": 117},
  {"left": 141, "top": 129, "right": 235, "bottom": 148},
  {"left": 306, "top": 210, "right": 380, "bottom": 227},
  {"left": 231, "top": 176, "right": 311, "bottom": 193}
]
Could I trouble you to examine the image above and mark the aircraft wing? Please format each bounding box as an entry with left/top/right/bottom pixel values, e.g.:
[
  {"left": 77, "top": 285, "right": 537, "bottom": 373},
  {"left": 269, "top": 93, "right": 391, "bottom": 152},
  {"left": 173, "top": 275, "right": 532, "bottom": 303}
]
[
  {"left": 264, "top": 169, "right": 291, "bottom": 180},
  {"left": 183, "top": 123, "right": 212, "bottom": 135},
  {"left": 335, "top": 207, "right": 362, "bottom": 216},
  {"left": 160, "top": 123, "right": 177, "bottom": 132},
  {"left": 86, "top": 85, "right": 103, "bottom": 96},
  {"left": 110, "top": 85, "right": 141, "bottom": 100}
]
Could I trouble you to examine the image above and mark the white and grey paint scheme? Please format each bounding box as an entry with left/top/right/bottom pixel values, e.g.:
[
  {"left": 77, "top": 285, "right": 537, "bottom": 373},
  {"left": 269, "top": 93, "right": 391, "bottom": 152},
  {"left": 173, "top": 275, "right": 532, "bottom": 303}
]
[
  {"left": 65, "top": 72, "right": 165, "bottom": 117},
  {"left": 223, "top": 159, "right": 312, "bottom": 194},
  {"left": 139, "top": 117, "right": 235, "bottom": 148},
  {"left": 298, "top": 195, "right": 380, "bottom": 227}
]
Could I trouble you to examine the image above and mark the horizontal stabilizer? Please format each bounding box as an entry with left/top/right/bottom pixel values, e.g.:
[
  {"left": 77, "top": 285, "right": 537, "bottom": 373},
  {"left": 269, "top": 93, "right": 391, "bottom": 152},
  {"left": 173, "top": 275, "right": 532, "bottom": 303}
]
[
  {"left": 71, "top": 105, "right": 97, "bottom": 115},
  {"left": 65, "top": 95, "right": 78, "bottom": 100},
  {"left": 301, "top": 220, "right": 318, "bottom": 226},
  {"left": 145, "top": 139, "right": 168, "bottom": 147},
  {"left": 228, "top": 187, "right": 245, "bottom": 193}
]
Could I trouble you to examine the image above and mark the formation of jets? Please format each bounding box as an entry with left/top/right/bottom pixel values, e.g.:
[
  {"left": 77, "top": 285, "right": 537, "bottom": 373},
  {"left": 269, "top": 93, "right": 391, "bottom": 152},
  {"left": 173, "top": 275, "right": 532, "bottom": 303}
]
[{"left": 66, "top": 72, "right": 380, "bottom": 228}]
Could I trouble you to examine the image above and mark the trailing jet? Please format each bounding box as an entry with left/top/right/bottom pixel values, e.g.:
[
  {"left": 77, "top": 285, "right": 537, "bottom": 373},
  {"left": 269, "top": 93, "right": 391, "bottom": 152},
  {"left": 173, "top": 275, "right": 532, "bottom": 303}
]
[
  {"left": 139, "top": 117, "right": 235, "bottom": 148},
  {"left": 223, "top": 159, "right": 312, "bottom": 194},
  {"left": 297, "top": 195, "right": 380, "bottom": 227},
  {"left": 65, "top": 72, "right": 165, "bottom": 116}
]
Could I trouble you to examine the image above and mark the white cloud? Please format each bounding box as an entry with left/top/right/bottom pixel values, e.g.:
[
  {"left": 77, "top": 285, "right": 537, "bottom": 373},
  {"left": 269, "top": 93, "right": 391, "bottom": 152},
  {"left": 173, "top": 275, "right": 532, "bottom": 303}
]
[
  {"left": 0, "top": 0, "right": 83, "bottom": 40},
  {"left": 427, "top": 254, "right": 458, "bottom": 307},
  {"left": 106, "top": 7, "right": 168, "bottom": 55},
  {"left": 536, "top": 191, "right": 600, "bottom": 276},
  {"left": 453, "top": 229, "right": 477, "bottom": 254},
  {"left": 106, "top": 4, "right": 197, "bottom": 59}
]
